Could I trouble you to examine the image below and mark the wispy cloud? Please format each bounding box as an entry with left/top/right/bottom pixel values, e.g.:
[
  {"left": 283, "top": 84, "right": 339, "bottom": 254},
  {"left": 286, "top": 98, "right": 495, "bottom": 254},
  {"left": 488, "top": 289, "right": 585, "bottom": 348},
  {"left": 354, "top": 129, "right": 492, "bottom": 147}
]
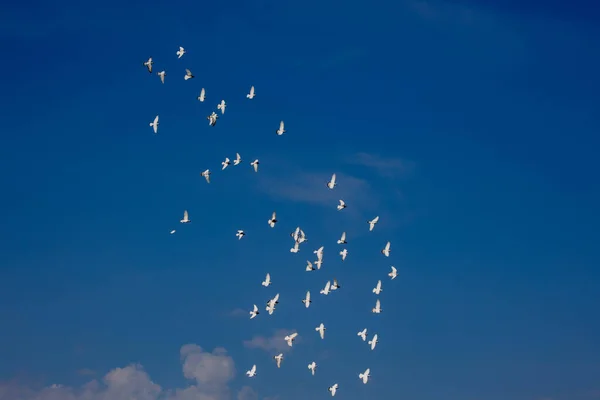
[
  {"left": 76, "top": 368, "right": 96, "bottom": 376},
  {"left": 243, "top": 329, "right": 298, "bottom": 354},
  {"left": 347, "top": 152, "right": 415, "bottom": 179},
  {"left": 228, "top": 308, "right": 248, "bottom": 318}
]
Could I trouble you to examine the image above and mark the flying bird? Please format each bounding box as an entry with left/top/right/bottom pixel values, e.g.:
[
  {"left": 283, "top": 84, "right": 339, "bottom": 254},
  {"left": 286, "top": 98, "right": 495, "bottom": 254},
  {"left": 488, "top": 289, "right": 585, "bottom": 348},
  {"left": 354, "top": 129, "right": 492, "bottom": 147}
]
[
  {"left": 197, "top": 88, "right": 206, "bottom": 102},
  {"left": 326, "top": 173, "right": 337, "bottom": 189},
  {"left": 250, "top": 159, "right": 259, "bottom": 172},
  {"left": 143, "top": 57, "right": 153, "bottom": 73},
  {"left": 331, "top": 278, "right": 340, "bottom": 290},
  {"left": 308, "top": 361, "right": 317, "bottom": 376},
  {"left": 339, "top": 249, "right": 348, "bottom": 261},
  {"left": 247, "top": 86, "right": 255, "bottom": 99},
  {"left": 305, "top": 260, "right": 315, "bottom": 271},
  {"left": 381, "top": 241, "right": 391, "bottom": 257},
  {"left": 201, "top": 169, "right": 211, "bottom": 183},
  {"left": 314, "top": 258, "right": 323, "bottom": 270},
  {"left": 268, "top": 212, "right": 277, "bottom": 228},
  {"left": 236, "top": 230, "right": 245, "bottom": 240},
  {"left": 337, "top": 232, "right": 347, "bottom": 245},
  {"left": 372, "top": 299, "right": 382, "bottom": 314},
  {"left": 389, "top": 266, "right": 398, "bottom": 279},
  {"left": 233, "top": 153, "right": 241, "bottom": 165},
  {"left": 157, "top": 70, "right": 166, "bottom": 84},
  {"left": 217, "top": 100, "right": 226, "bottom": 114},
  {"left": 284, "top": 332, "right": 298, "bottom": 347},
  {"left": 357, "top": 328, "right": 368, "bottom": 341},
  {"left": 302, "top": 291, "right": 311, "bottom": 308},
  {"left": 249, "top": 304, "right": 259, "bottom": 319},
  {"left": 184, "top": 69, "right": 194, "bottom": 80},
  {"left": 372, "top": 280, "right": 382, "bottom": 295},
  {"left": 262, "top": 273, "right": 271, "bottom": 287},
  {"left": 359, "top": 368, "right": 371, "bottom": 384},
  {"left": 328, "top": 383, "right": 338, "bottom": 397},
  {"left": 368, "top": 216, "right": 379, "bottom": 231},
  {"left": 246, "top": 364, "right": 257, "bottom": 377},
  {"left": 176, "top": 46, "right": 185, "bottom": 58},
  {"left": 274, "top": 353, "right": 283, "bottom": 368},
  {"left": 337, "top": 200, "right": 346, "bottom": 210},
  {"left": 170, "top": 230, "right": 176, "bottom": 234},
  {"left": 320, "top": 280, "right": 331, "bottom": 295},
  {"left": 276, "top": 120, "right": 286, "bottom": 135},
  {"left": 314, "top": 246, "right": 324, "bottom": 260},
  {"left": 266, "top": 293, "right": 279, "bottom": 315},
  {"left": 368, "top": 334, "right": 378, "bottom": 350},
  {"left": 315, "top": 323, "right": 326, "bottom": 339},
  {"left": 149, "top": 115, "right": 159, "bottom": 134},
  {"left": 221, "top": 157, "right": 230, "bottom": 170},
  {"left": 207, "top": 112, "right": 218, "bottom": 126},
  {"left": 180, "top": 210, "right": 190, "bottom": 224}
]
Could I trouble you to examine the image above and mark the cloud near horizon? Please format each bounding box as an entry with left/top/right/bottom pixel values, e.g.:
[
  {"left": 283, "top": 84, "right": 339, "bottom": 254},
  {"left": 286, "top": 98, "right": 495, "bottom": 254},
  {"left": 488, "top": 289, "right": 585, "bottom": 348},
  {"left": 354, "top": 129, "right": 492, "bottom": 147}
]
[{"left": 0, "top": 344, "right": 257, "bottom": 400}]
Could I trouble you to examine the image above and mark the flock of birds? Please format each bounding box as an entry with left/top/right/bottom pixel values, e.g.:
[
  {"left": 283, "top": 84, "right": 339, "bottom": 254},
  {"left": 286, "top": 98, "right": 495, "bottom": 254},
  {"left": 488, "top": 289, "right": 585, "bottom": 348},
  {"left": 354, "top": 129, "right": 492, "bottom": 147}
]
[{"left": 143, "top": 48, "right": 399, "bottom": 397}]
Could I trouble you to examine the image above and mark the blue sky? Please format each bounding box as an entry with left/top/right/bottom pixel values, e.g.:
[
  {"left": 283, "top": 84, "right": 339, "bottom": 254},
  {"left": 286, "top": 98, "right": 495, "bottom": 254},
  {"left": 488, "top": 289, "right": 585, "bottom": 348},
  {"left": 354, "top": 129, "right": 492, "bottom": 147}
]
[{"left": 0, "top": 0, "right": 599, "bottom": 399}]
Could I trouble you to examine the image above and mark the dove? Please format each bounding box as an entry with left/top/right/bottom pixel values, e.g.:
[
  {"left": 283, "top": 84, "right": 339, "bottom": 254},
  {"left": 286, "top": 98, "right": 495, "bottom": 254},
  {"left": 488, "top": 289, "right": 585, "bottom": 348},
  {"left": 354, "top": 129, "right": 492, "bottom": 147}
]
[
  {"left": 207, "top": 112, "right": 218, "bottom": 126},
  {"left": 359, "top": 368, "right": 370, "bottom": 384},
  {"left": 176, "top": 46, "right": 185, "bottom": 58},
  {"left": 302, "top": 291, "right": 311, "bottom": 308},
  {"left": 249, "top": 304, "right": 259, "bottom": 319},
  {"left": 247, "top": 86, "right": 255, "bottom": 99},
  {"left": 381, "top": 241, "right": 391, "bottom": 257},
  {"left": 308, "top": 361, "right": 317, "bottom": 376},
  {"left": 246, "top": 364, "right": 257, "bottom": 377},
  {"left": 368, "top": 334, "right": 378, "bottom": 350},
  {"left": 157, "top": 70, "right": 166, "bottom": 84},
  {"left": 306, "top": 261, "right": 315, "bottom": 271},
  {"left": 274, "top": 353, "right": 283, "bottom": 368},
  {"left": 233, "top": 152, "right": 241, "bottom": 165},
  {"left": 389, "top": 266, "right": 398, "bottom": 279},
  {"left": 372, "top": 299, "right": 382, "bottom": 314},
  {"left": 320, "top": 280, "right": 331, "bottom": 295},
  {"left": 201, "top": 169, "right": 211, "bottom": 183},
  {"left": 197, "top": 88, "right": 206, "bottom": 102},
  {"left": 180, "top": 210, "right": 190, "bottom": 223},
  {"left": 326, "top": 173, "right": 337, "bottom": 189},
  {"left": 337, "top": 232, "right": 347, "bottom": 245},
  {"left": 284, "top": 332, "right": 298, "bottom": 347},
  {"left": 337, "top": 199, "right": 346, "bottom": 210},
  {"left": 262, "top": 273, "right": 271, "bottom": 287},
  {"left": 170, "top": 230, "right": 176, "bottom": 234},
  {"left": 314, "top": 246, "right": 324, "bottom": 260},
  {"left": 143, "top": 57, "right": 153, "bottom": 73},
  {"left": 221, "top": 157, "right": 230, "bottom": 170},
  {"left": 315, "top": 323, "right": 326, "bottom": 339},
  {"left": 268, "top": 212, "right": 277, "bottom": 228},
  {"left": 276, "top": 120, "right": 286, "bottom": 135},
  {"left": 339, "top": 249, "right": 348, "bottom": 261},
  {"left": 357, "top": 328, "right": 367, "bottom": 341},
  {"left": 372, "top": 280, "right": 382, "bottom": 295},
  {"left": 184, "top": 68, "right": 194, "bottom": 80},
  {"left": 368, "top": 216, "right": 379, "bottom": 231},
  {"left": 328, "top": 384, "right": 338, "bottom": 397},
  {"left": 250, "top": 159, "right": 259, "bottom": 172},
  {"left": 236, "top": 230, "right": 245, "bottom": 240},
  {"left": 217, "top": 100, "right": 226, "bottom": 114},
  {"left": 149, "top": 115, "right": 159, "bottom": 134}
]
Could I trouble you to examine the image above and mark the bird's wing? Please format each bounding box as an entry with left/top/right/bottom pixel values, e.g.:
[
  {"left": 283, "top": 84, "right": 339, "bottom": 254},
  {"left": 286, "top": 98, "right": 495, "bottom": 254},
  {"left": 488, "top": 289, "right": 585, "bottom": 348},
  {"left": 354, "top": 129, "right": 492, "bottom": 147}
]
[
  {"left": 272, "top": 211, "right": 276, "bottom": 220},
  {"left": 306, "top": 291, "right": 311, "bottom": 301},
  {"left": 183, "top": 210, "right": 188, "bottom": 220},
  {"left": 186, "top": 69, "right": 191, "bottom": 75},
  {"left": 253, "top": 162, "right": 258, "bottom": 172}
]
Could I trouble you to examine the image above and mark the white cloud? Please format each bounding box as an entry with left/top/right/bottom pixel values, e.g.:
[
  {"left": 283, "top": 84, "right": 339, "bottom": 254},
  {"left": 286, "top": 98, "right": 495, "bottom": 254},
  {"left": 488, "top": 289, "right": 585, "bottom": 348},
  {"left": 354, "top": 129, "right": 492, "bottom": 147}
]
[
  {"left": 347, "top": 152, "right": 414, "bottom": 178},
  {"left": 243, "top": 329, "right": 297, "bottom": 354},
  {"left": 0, "top": 344, "right": 243, "bottom": 400}
]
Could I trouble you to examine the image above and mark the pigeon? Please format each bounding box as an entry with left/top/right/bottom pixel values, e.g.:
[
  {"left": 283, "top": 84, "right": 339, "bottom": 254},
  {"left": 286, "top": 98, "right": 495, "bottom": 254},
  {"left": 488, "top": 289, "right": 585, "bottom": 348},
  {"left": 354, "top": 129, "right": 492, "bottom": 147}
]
[
  {"left": 381, "top": 241, "right": 391, "bottom": 257},
  {"left": 157, "top": 70, "right": 166, "bottom": 84},
  {"left": 217, "top": 100, "right": 226, "bottom": 114},
  {"left": 268, "top": 212, "right": 277, "bottom": 228},
  {"left": 180, "top": 210, "right": 190, "bottom": 224},
  {"left": 247, "top": 86, "right": 255, "bottom": 99},
  {"left": 246, "top": 364, "right": 257, "bottom": 377},
  {"left": 262, "top": 273, "right": 271, "bottom": 287},
  {"left": 315, "top": 323, "right": 326, "bottom": 339},
  {"left": 314, "top": 258, "right": 323, "bottom": 270},
  {"left": 357, "top": 328, "right": 368, "bottom": 341},
  {"left": 276, "top": 120, "right": 286, "bottom": 135},
  {"left": 314, "top": 246, "right": 324, "bottom": 260},
  {"left": 389, "top": 266, "right": 398, "bottom": 279},
  {"left": 337, "top": 232, "right": 347, "bottom": 245},
  {"left": 250, "top": 159, "right": 259, "bottom": 172},
  {"left": 373, "top": 280, "right": 382, "bottom": 295},
  {"left": 372, "top": 299, "right": 382, "bottom": 314},
  {"left": 320, "top": 280, "right": 331, "bottom": 295},
  {"left": 149, "top": 115, "right": 159, "bottom": 134},
  {"left": 290, "top": 242, "right": 300, "bottom": 253},
  {"left": 233, "top": 152, "right": 241, "bottom": 165},
  {"left": 359, "top": 368, "right": 371, "bottom": 384},
  {"left": 305, "top": 260, "right": 315, "bottom": 271},
  {"left": 328, "top": 384, "right": 338, "bottom": 397},
  {"left": 170, "top": 230, "right": 176, "bottom": 234},
  {"left": 197, "top": 88, "right": 206, "bottom": 102},
  {"left": 221, "top": 157, "right": 230, "bottom": 170},
  {"left": 331, "top": 278, "right": 340, "bottom": 290},
  {"left": 176, "top": 46, "right": 185, "bottom": 58},
  {"left": 308, "top": 361, "right": 317, "bottom": 376},
  {"left": 184, "top": 68, "right": 194, "bottom": 80},
  {"left": 274, "top": 353, "right": 283, "bottom": 368},
  {"left": 266, "top": 293, "right": 279, "bottom": 315},
  {"left": 292, "top": 227, "right": 307, "bottom": 244},
  {"left": 368, "top": 216, "right": 379, "bottom": 231},
  {"left": 326, "top": 173, "right": 337, "bottom": 189},
  {"left": 201, "top": 169, "right": 211, "bottom": 183},
  {"left": 236, "top": 230, "right": 245, "bottom": 240},
  {"left": 339, "top": 249, "right": 348, "bottom": 261},
  {"left": 249, "top": 304, "right": 259, "bottom": 319},
  {"left": 284, "top": 332, "right": 298, "bottom": 347},
  {"left": 207, "top": 112, "right": 218, "bottom": 126},
  {"left": 143, "top": 57, "right": 153, "bottom": 73},
  {"left": 337, "top": 200, "right": 346, "bottom": 210},
  {"left": 368, "top": 334, "right": 378, "bottom": 350},
  {"left": 302, "top": 291, "right": 311, "bottom": 308}
]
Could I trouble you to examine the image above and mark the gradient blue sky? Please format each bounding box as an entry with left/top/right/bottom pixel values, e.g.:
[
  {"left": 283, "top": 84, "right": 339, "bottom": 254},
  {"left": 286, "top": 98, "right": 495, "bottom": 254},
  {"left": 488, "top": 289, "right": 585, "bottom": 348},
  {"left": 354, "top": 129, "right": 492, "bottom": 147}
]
[{"left": 0, "top": 0, "right": 599, "bottom": 399}]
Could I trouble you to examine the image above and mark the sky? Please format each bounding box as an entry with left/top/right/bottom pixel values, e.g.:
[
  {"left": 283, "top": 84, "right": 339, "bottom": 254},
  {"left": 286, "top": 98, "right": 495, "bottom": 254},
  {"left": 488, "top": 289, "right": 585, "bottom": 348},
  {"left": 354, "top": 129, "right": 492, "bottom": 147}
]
[{"left": 0, "top": 0, "right": 599, "bottom": 399}]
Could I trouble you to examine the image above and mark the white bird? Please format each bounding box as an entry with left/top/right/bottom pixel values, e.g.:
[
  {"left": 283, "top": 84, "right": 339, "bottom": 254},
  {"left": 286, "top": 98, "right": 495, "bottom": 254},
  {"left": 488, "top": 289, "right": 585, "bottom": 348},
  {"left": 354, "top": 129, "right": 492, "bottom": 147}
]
[
  {"left": 221, "top": 157, "right": 230, "bottom": 170},
  {"left": 268, "top": 212, "right": 277, "bottom": 228},
  {"left": 314, "top": 258, "right": 323, "bottom": 270},
  {"left": 262, "top": 273, "right": 271, "bottom": 287},
  {"left": 308, "top": 361, "right": 317, "bottom": 376},
  {"left": 247, "top": 86, "right": 255, "bottom": 99},
  {"left": 320, "top": 280, "right": 331, "bottom": 295},
  {"left": 266, "top": 293, "right": 279, "bottom": 315},
  {"left": 197, "top": 88, "right": 206, "bottom": 102},
  {"left": 170, "top": 230, "right": 176, "bottom": 234},
  {"left": 201, "top": 169, "right": 211, "bottom": 183},
  {"left": 249, "top": 304, "right": 259, "bottom": 319},
  {"left": 339, "top": 249, "right": 348, "bottom": 261},
  {"left": 217, "top": 100, "right": 226, "bottom": 114},
  {"left": 184, "top": 68, "right": 194, "bottom": 80},
  {"left": 368, "top": 334, "right": 378, "bottom": 350},
  {"left": 331, "top": 278, "right": 340, "bottom": 290},
  {"left": 381, "top": 241, "right": 391, "bottom": 257},
  {"left": 284, "top": 332, "right": 298, "bottom": 347},
  {"left": 250, "top": 159, "right": 259, "bottom": 172},
  {"left": 236, "top": 230, "right": 245, "bottom": 240},
  {"left": 180, "top": 210, "right": 190, "bottom": 224},
  {"left": 207, "top": 112, "right": 218, "bottom": 126},
  {"left": 149, "top": 115, "right": 159, "bottom": 134},
  {"left": 315, "top": 323, "right": 326, "bottom": 339},
  {"left": 337, "top": 199, "right": 346, "bottom": 210},
  {"left": 368, "top": 216, "right": 379, "bottom": 231},
  {"left": 266, "top": 303, "right": 275, "bottom": 315},
  {"left": 176, "top": 46, "right": 185, "bottom": 58},
  {"left": 233, "top": 152, "right": 241, "bottom": 165},
  {"left": 359, "top": 368, "right": 371, "bottom": 384},
  {"left": 372, "top": 280, "right": 382, "bottom": 295},
  {"left": 290, "top": 242, "right": 300, "bottom": 253},
  {"left": 157, "top": 70, "right": 166, "bottom": 84},
  {"left": 314, "top": 246, "right": 324, "bottom": 260},
  {"left": 302, "top": 291, "right": 311, "bottom": 308},
  {"left": 328, "top": 383, "right": 338, "bottom": 397},
  {"left": 357, "top": 328, "right": 367, "bottom": 341},
  {"left": 326, "top": 173, "right": 337, "bottom": 189},
  {"left": 276, "top": 120, "right": 286, "bottom": 135},
  {"left": 389, "top": 266, "right": 398, "bottom": 279},
  {"left": 305, "top": 260, "right": 315, "bottom": 271},
  {"left": 337, "top": 232, "right": 347, "bottom": 245},
  {"left": 246, "top": 364, "right": 257, "bottom": 377},
  {"left": 143, "top": 57, "right": 153, "bottom": 73},
  {"left": 274, "top": 353, "right": 283, "bottom": 368},
  {"left": 372, "top": 299, "right": 382, "bottom": 314}
]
